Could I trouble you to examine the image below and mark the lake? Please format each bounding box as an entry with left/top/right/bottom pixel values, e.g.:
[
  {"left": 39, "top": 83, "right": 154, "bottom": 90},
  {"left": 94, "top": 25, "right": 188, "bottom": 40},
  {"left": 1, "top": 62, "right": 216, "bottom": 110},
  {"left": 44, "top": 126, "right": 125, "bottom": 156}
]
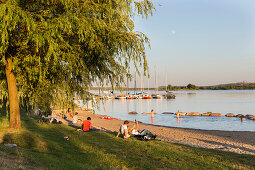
[{"left": 88, "top": 90, "right": 255, "bottom": 131}]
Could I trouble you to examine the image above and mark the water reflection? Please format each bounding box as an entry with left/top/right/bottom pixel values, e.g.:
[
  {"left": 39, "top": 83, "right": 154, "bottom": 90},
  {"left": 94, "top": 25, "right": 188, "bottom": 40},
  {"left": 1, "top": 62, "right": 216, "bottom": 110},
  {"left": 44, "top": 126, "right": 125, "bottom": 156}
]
[
  {"left": 150, "top": 117, "right": 155, "bottom": 124},
  {"left": 176, "top": 117, "right": 181, "bottom": 125}
]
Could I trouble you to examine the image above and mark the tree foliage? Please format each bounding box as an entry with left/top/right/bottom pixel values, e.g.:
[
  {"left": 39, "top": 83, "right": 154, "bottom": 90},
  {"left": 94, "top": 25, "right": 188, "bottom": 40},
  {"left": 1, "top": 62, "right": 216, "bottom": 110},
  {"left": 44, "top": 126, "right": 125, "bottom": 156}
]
[
  {"left": 187, "top": 84, "right": 196, "bottom": 89},
  {"left": 0, "top": 0, "right": 155, "bottom": 112}
]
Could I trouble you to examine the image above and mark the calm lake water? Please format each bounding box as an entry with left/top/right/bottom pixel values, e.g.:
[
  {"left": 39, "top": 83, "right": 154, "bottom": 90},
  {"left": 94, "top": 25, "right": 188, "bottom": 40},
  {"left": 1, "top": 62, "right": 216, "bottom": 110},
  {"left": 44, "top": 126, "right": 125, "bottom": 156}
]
[{"left": 89, "top": 90, "right": 255, "bottom": 131}]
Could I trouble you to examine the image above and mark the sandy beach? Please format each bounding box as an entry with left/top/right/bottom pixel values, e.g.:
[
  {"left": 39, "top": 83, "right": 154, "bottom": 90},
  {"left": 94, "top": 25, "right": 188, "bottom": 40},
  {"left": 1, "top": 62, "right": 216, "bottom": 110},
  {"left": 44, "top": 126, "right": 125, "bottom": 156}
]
[{"left": 53, "top": 109, "right": 255, "bottom": 155}]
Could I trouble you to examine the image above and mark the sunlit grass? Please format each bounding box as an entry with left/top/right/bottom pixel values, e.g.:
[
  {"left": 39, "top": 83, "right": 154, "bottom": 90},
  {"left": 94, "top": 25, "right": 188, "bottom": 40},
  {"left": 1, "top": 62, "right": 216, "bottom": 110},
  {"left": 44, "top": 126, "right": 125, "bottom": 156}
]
[{"left": 0, "top": 115, "right": 254, "bottom": 169}]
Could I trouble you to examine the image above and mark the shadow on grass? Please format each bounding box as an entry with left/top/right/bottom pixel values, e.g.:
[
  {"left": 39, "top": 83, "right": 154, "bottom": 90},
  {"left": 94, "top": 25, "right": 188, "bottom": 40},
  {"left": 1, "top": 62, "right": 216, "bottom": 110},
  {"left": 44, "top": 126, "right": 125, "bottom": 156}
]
[
  {"left": 0, "top": 99, "right": 8, "bottom": 120},
  {"left": 1, "top": 114, "right": 255, "bottom": 169},
  {"left": 2, "top": 115, "right": 132, "bottom": 169}
]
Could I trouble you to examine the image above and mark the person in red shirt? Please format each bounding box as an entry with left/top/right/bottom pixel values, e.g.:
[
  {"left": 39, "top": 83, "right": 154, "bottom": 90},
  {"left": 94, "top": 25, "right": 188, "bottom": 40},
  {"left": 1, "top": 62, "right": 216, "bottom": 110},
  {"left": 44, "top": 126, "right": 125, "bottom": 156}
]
[
  {"left": 67, "top": 108, "right": 73, "bottom": 118},
  {"left": 82, "top": 117, "right": 91, "bottom": 132}
]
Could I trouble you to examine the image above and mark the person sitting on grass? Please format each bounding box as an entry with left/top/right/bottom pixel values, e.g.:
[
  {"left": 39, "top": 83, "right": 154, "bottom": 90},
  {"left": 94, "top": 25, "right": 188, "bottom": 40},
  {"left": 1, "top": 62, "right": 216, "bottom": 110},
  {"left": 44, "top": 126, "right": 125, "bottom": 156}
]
[
  {"left": 82, "top": 117, "right": 92, "bottom": 132},
  {"left": 67, "top": 108, "right": 73, "bottom": 119},
  {"left": 72, "top": 112, "right": 78, "bottom": 124},
  {"left": 116, "top": 120, "right": 131, "bottom": 139},
  {"left": 62, "top": 111, "right": 67, "bottom": 119}
]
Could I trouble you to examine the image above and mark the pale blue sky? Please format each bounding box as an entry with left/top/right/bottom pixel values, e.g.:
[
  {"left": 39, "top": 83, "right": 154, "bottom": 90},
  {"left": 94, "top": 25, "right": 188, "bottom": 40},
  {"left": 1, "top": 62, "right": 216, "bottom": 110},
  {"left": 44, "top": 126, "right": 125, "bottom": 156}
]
[{"left": 133, "top": 0, "right": 255, "bottom": 87}]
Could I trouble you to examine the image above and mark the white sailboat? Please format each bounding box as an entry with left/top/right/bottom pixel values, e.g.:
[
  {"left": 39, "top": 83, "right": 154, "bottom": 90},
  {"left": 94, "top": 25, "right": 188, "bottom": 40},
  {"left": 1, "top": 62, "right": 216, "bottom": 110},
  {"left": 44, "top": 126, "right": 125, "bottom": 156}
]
[
  {"left": 142, "top": 75, "right": 152, "bottom": 99},
  {"left": 151, "top": 66, "right": 162, "bottom": 99},
  {"left": 162, "top": 70, "right": 176, "bottom": 99}
]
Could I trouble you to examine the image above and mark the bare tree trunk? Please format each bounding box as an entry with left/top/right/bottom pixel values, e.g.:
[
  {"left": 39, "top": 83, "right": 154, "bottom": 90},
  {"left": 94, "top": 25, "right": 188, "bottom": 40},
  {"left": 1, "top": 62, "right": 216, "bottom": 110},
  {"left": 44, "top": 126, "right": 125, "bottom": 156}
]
[{"left": 5, "top": 56, "right": 21, "bottom": 128}]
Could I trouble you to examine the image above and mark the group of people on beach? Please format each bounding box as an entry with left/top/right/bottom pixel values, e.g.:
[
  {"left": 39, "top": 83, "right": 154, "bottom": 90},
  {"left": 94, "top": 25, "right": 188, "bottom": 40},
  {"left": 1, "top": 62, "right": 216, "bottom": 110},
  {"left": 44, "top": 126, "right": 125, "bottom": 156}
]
[
  {"left": 63, "top": 108, "right": 144, "bottom": 138},
  {"left": 115, "top": 109, "right": 157, "bottom": 139},
  {"left": 53, "top": 107, "right": 156, "bottom": 140},
  {"left": 60, "top": 108, "right": 92, "bottom": 132},
  {"left": 116, "top": 118, "right": 156, "bottom": 140},
  {"left": 116, "top": 119, "right": 139, "bottom": 139}
]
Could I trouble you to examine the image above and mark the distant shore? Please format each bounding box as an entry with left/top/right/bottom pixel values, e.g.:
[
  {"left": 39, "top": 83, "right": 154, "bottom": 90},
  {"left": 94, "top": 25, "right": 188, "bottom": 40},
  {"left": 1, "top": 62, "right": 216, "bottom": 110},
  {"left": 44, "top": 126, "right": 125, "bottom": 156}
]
[
  {"left": 53, "top": 109, "right": 255, "bottom": 155},
  {"left": 88, "top": 89, "right": 255, "bottom": 92},
  {"left": 88, "top": 82, "right": 255, "bottom": 91}
]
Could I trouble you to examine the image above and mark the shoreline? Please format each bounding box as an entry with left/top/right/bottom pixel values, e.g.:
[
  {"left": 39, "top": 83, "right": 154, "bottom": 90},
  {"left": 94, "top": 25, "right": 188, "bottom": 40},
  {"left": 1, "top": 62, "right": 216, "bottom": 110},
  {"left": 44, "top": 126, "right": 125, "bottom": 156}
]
[
  {"left": 53, "top": 109, "right": 255, "bottom": 155},
  {"left": 137, "top": 121, "right": 255, "bottom": 133},
  {"left": 87, "top": 89, "right": 255, "bottom": 92}
]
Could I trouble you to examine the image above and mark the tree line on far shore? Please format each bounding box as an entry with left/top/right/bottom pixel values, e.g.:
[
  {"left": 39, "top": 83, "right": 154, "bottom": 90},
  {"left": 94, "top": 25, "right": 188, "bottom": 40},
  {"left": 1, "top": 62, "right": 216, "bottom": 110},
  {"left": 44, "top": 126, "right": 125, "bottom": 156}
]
[
  {"left": 90, "top": 82, "right": 255, "bottom": 91},
  {"left": 164, "top": 82, "right": 255, "bottom": 90}
]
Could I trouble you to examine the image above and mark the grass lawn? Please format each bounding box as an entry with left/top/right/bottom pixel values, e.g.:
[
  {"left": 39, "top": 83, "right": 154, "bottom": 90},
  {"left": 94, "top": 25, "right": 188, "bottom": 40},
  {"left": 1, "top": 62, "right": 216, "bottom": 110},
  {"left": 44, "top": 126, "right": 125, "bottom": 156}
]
[{"left": 0, "top": 115, "right": 254, "bottom": 170}]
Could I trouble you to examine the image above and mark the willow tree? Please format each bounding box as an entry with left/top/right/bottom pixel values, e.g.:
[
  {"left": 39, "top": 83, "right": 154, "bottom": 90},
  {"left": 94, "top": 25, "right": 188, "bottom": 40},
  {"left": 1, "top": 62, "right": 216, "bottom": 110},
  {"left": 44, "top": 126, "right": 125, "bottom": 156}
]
[{"left": 0, "top": 0, "right": 154, "bottom": 128}]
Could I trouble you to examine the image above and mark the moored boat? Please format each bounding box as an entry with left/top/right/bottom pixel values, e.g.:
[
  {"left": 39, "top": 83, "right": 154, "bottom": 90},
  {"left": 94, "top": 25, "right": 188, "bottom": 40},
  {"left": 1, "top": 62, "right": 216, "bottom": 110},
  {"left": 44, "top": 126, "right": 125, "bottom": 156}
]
[
  {"left": 126, "top": 95, "right": 135, "bottom": 99},
  {"left": 151, "top": 93, "right": 163, "bottom": 99},
  {"left": 164, "top": 91, "right": 176, "bottom": 99},
  {"left": 115, "top": 94, "right": 126, "bottom": 99},
  {"left": 142, "top": 93, "right": 152, "bottom": 99}
]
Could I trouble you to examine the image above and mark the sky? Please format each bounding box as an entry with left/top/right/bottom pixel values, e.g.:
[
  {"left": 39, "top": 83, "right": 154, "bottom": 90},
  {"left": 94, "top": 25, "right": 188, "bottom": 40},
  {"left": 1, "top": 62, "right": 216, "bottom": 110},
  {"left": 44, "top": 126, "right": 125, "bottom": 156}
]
[{"left": 132, "top": 0, "right": 255, "bottom": 87}]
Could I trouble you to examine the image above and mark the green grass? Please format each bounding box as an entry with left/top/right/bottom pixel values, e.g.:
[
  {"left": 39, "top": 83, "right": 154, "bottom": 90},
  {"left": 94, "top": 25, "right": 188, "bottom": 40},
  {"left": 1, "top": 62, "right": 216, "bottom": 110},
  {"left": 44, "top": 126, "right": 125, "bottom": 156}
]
[{"left": 0, "top": 115, "right": 255, "bottom": 170}]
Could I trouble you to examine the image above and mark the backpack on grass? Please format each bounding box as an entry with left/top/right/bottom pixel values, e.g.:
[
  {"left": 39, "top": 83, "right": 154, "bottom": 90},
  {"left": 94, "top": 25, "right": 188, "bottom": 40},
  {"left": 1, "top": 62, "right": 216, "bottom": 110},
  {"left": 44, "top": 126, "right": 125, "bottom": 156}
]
[{"left": 134, "top": 129, "right": 156, "bottom": 141}]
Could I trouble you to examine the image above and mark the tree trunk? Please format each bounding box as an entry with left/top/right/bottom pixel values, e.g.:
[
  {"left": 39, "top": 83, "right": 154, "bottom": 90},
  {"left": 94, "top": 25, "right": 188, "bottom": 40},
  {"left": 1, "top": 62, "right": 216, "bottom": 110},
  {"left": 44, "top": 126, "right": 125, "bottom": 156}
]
[{"left": 5, "top": 56, "right": 21, "bottom": 128}]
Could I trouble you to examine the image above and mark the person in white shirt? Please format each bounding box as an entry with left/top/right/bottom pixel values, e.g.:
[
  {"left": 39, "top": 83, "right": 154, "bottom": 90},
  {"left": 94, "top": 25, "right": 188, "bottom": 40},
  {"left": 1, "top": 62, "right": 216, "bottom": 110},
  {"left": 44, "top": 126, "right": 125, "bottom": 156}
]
[
  {"left": 116, "top": 120, "right": 130, "bottom": 139},
  {"left": 72, "top": 112, "right": 78, "bottom": 124}
]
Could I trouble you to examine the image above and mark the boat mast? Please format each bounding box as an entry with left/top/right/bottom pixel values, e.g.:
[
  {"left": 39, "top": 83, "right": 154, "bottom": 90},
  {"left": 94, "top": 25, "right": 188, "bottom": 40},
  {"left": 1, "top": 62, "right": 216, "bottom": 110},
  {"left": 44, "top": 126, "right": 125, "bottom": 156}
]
[
  {"left": 134, "top": 73, "right": 136, "bottom": 94},
  {"left": 147, "top": 77, "right": 149, "bottom": 92},
  {"left": 141, "top": 74, "right": 144, "bottom": 93},
  {"left": 165, "top": 71, "right": 167, "bottom": 91},
  {"left": 126, "top": 76, "right": 128, "bottom": 96},
  {"left": 155, "top": 67, "right": 156, "bottom": 93}
]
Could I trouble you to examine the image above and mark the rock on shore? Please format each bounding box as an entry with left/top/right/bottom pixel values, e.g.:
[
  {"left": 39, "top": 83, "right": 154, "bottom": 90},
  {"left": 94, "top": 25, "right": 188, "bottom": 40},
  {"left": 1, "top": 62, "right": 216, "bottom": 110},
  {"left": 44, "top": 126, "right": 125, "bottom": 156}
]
[
  {"left": 177, "top": 112, "right": 187, "bottom": 116},
  {"left": 210, "top": 113, "right": 223, "bottom": 117},
  {"left": 202, "top": 112, "right": 212, "bottom": 116},
  {"left": 236, "top": 114, "right": 245, "bottom": 118},
  {"left": 186, "top": 112, "right": 201, "bottom": 116},
  {"left": 225, "top": 113, "right": 235, "bottom": 117},
  {"left": 128, "top": 111, "right": 138, "bottom": 114},
  {"left": 162, "top": 112, "right": 174, "bottom": 114},
  {"left": 246, "top": 114, "right": 255, "bottom": 120}
]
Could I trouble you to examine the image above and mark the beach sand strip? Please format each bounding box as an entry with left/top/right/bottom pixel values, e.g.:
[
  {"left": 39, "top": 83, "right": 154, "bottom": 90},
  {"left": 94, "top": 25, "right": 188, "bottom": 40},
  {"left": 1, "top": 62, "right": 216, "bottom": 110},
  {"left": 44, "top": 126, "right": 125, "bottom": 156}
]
[{"left": 52, "top": 110, "right": 255, "bottom": 155}]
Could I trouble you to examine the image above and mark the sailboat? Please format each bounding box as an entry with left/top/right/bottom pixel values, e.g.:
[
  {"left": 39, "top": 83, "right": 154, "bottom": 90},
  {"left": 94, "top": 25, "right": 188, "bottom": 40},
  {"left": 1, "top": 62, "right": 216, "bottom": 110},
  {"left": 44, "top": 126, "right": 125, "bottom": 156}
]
[
  {"left": 132, "top": 73, "right": 139, "bottom": 99},
  {"left": 142, "top": 76, "right": 152, "bottom": 99},
  {"left": 115, "top": 79, "right": 127, "bottom": 99},
  {"left": 136, "top": 74, "right": 144, "bottom": 99},
  {"left": 162, "top": 70, "right": 176, "bottom": 99},
  {"left": 115, "top": 94, "right": 126, "bottom": 99},
  {"left": 151, "top": 66, "right": 162, "bottom": 99},
  {"left": 142, "top": 93, "right": 152, "bottom": 99}
]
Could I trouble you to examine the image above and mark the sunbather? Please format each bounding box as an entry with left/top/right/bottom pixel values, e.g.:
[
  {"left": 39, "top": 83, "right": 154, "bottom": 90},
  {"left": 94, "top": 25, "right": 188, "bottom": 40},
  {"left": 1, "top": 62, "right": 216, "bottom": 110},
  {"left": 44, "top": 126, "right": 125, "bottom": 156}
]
[{"left": 130, "top": 119, "right": 139, "bottom": 135}]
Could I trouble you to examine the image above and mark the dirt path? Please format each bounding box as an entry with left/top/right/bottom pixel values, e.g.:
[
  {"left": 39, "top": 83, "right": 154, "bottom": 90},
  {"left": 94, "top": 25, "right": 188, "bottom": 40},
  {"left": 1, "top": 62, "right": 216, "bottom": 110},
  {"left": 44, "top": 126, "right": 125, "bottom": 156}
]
[{"left": 52, "top": 110, "right": 255, "bottom": 155}]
